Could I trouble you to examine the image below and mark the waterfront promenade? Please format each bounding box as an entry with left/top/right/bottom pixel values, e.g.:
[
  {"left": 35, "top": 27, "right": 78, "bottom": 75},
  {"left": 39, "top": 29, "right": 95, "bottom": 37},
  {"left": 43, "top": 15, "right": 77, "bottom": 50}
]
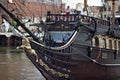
[
  {"left": 0, "top": 47, "right": 45, "bottom": 80},
  {"left": 0, "top": 32, "right": 22, "bottom": 46}
]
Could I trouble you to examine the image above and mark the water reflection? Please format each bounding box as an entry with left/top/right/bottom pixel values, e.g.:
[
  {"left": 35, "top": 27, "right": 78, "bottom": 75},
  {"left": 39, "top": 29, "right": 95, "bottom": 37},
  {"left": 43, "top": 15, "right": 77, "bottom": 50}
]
[{"left": 0, "top": 47, "right": 45, "bottom": 80}]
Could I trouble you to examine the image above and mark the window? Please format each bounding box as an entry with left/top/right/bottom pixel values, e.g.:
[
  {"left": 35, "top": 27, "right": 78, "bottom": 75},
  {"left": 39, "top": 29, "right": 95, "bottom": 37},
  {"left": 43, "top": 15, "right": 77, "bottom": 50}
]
[
  {"left": 101, "top": 38, "right": 106, "bottom": 48},
  {"left": 95, "top": 37, "right": 99, "bottom": 47},
  {"left": 118, "top": 41, "right": 120, "bottom": 50},
  {"left": 114, "top": 40, "right": 117, "bottom": 50},
  {"left": 109, "top": 40, "right": 112, "bottom": 49},
  {"left": 108, "top": 7, "right": 111, "bottom": 11},
  {"left": 102, "top": 53, "right": 107, "bottom": 59}
]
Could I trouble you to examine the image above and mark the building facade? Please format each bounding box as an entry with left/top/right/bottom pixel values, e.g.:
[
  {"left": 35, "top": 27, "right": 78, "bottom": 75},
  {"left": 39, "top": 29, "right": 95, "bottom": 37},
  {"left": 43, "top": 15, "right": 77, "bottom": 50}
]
[
  {"left": 0, "top": 0, "right": 63, "bottom": 24},
  {"left": 76, "top": 0, "right": 120, "bottom": 19}
]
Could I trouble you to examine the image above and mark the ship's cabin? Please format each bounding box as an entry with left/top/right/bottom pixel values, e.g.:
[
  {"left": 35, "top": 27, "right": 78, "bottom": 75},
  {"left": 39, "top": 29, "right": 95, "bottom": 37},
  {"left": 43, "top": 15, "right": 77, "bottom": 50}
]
[
  {"left": 92, "top": 35, "right": 120, "bottom": 60},
  {"left": 44, "top": 12, "right": 79, "bottom": 46}
]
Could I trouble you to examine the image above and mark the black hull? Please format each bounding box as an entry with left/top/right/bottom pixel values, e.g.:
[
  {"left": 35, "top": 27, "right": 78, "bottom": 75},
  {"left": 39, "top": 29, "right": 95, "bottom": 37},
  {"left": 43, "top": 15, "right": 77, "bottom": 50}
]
[
  {"left": 24, "top": 41, "right": 120, "bottom": 80},
  {"left": 70, "top": 60, "right": 120, "bottom": 80},
  {"left": 1, "top": 2, "right": 120, "bottom": 80},
  {"left": 26, "top": 49, "right": 120, "bottom": 80},
  {"left": 26, "top": 54, "right": 58, "bottom": 80}
]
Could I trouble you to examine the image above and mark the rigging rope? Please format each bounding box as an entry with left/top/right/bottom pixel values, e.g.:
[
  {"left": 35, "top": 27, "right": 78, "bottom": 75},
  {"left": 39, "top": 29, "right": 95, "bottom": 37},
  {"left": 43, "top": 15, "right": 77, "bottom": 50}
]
[{"left": 14, "top": 0, "right": 28, "bottom": 17}]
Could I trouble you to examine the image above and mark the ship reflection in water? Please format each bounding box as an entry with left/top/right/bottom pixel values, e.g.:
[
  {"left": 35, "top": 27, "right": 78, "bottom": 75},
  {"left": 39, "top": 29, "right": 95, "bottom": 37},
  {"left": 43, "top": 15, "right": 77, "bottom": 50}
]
[{"left": 0, "top": 47, "right": 45, "bottom": 80}]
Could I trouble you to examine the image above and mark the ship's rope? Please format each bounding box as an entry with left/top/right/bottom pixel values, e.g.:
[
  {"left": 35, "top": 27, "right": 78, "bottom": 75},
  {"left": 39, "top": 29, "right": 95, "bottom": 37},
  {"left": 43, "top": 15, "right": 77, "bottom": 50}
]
[
  {"left": 37, "top": 0, "right": 44, "bottom": 18},
  {"left": 14, "top": 0, "right": 28, "bottom": 17},
  {"left": 20, "top": 1, "right": 35, "bottom": 19}
]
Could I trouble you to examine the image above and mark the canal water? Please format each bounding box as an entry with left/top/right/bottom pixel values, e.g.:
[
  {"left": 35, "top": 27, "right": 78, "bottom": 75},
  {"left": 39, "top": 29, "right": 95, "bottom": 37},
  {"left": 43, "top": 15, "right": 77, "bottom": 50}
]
[{"left": 0, "top": 47, "right": 45, "bottom": 80}]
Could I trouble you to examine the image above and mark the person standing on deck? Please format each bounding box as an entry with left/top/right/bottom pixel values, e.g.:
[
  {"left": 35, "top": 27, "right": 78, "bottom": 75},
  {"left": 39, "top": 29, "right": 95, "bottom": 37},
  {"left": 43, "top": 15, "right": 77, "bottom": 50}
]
[{"left": 65, "top": 6, "right": 70, "bottom": 21}]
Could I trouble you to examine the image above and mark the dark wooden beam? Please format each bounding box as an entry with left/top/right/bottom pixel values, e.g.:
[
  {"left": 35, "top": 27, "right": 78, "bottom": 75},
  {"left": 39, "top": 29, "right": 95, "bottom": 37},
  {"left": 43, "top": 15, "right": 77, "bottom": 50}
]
[{"left": 84, "top": 0, "right": 87, "bottom": 11}]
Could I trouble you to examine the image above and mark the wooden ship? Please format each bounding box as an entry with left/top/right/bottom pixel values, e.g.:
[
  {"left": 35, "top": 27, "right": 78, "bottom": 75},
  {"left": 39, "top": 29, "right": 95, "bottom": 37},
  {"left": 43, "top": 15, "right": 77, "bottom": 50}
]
[{"left": 1, "top": 0, "right": 120, "bottom": 80}]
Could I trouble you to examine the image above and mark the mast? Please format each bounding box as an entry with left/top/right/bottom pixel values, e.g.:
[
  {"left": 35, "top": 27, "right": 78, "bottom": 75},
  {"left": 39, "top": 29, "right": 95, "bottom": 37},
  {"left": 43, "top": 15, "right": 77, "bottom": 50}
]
[
  {"left": 84, "top": 0, "right": 88, "bottom": 15},
  {"left": 84, "top": 0, "right": 87, "bottom": 11},
  {"left": 112, "top": 0, "right": 115, "bottom": 24},
  {"left": 108, "top": 0, "right": 118, "bottom": 24}
]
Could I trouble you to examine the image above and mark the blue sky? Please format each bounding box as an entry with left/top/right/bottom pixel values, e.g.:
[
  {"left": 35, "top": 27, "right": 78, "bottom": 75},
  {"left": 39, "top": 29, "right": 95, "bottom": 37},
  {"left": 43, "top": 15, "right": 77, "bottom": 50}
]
[{"left": 62, "top": 0, "right": 104, "bottom": 9}]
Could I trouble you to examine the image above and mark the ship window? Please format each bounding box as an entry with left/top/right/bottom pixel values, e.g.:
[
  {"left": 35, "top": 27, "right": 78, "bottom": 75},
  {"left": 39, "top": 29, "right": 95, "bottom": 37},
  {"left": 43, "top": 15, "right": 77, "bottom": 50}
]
[
  {"left": 50, "top": 31, "right": 73, "bottom": 43},
  {"left": 102, "top": 53, "right": 107, "bottom": 59},
  {"left": 92, "top": 38, "right": 95, "bottom": 47},
  {"left": 101, "top": 38, "right": 106, "bottom": 48},
  {"left": 95, "top": 37, "right": 99, "bottom": 47},
  {"left": 114, "top": 40, "right": 117, "bottom": 50},
  {"left": 109, "top": 40, "right": 112, "bottom": 49}
]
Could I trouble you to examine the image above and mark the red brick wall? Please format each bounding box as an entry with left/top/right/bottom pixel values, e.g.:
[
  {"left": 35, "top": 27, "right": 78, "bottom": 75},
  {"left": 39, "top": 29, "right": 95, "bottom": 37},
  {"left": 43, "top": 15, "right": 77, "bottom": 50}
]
[
  {"left": 0, "top": 1, "right": 62, "bottom": 16},
  {"left": 0, "top": 0, "right": 63, "bottom": 24},
  {"left": 11, "top": 0, "right": 62, "bottom": 18},
  {"left": 23, "top": 2, "right": 62, "bottom": 17}
]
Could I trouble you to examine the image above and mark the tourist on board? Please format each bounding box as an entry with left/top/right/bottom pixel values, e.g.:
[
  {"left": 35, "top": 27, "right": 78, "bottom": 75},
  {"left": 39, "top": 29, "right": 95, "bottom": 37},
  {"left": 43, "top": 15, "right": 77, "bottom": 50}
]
[
  {"left": 60, "top": 10, "right": 65, "bottom": 20},
  {"left": 65, "top": 6, "right": 70, "bottom": 21},
  {"left": 60, "top": 10, "right": 65, "bottom": 15},
  {"left": 81, "top": 8, "right": 87, "bottom": 15},
  {"left": 73, "top": 9, "right": 77, "bottom": 14},
  {"left": 65, "top": 6, "right": 70, "bottom": 14},
  {"left": 115, "top": 19, "right": 119, "bottom": 25}
]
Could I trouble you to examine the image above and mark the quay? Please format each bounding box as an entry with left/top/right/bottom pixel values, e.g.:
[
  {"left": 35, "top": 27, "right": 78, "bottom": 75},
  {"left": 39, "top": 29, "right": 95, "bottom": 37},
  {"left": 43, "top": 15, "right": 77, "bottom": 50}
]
[{"left": 0, "top": 32, "right": 22, "bottom": 46}]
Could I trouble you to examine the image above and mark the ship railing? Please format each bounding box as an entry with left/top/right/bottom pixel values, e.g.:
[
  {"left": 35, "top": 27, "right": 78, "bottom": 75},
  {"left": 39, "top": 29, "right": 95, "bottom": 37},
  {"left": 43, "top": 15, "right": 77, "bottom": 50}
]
[
  {"left": 46, "top": 13, "right": 79, "bottom": 23},
  {"left": 46, "top": 13, "right": 111, "bottom": 27},
  {"left": 80, "top": 14, "right": 111, "bottom": 27}
]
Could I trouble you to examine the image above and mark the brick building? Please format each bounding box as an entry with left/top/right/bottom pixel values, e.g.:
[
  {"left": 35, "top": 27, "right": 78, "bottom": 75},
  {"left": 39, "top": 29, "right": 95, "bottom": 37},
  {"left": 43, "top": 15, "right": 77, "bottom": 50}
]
[{"left": 0, "top": 0, "right": 63, "bottom": 24}]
